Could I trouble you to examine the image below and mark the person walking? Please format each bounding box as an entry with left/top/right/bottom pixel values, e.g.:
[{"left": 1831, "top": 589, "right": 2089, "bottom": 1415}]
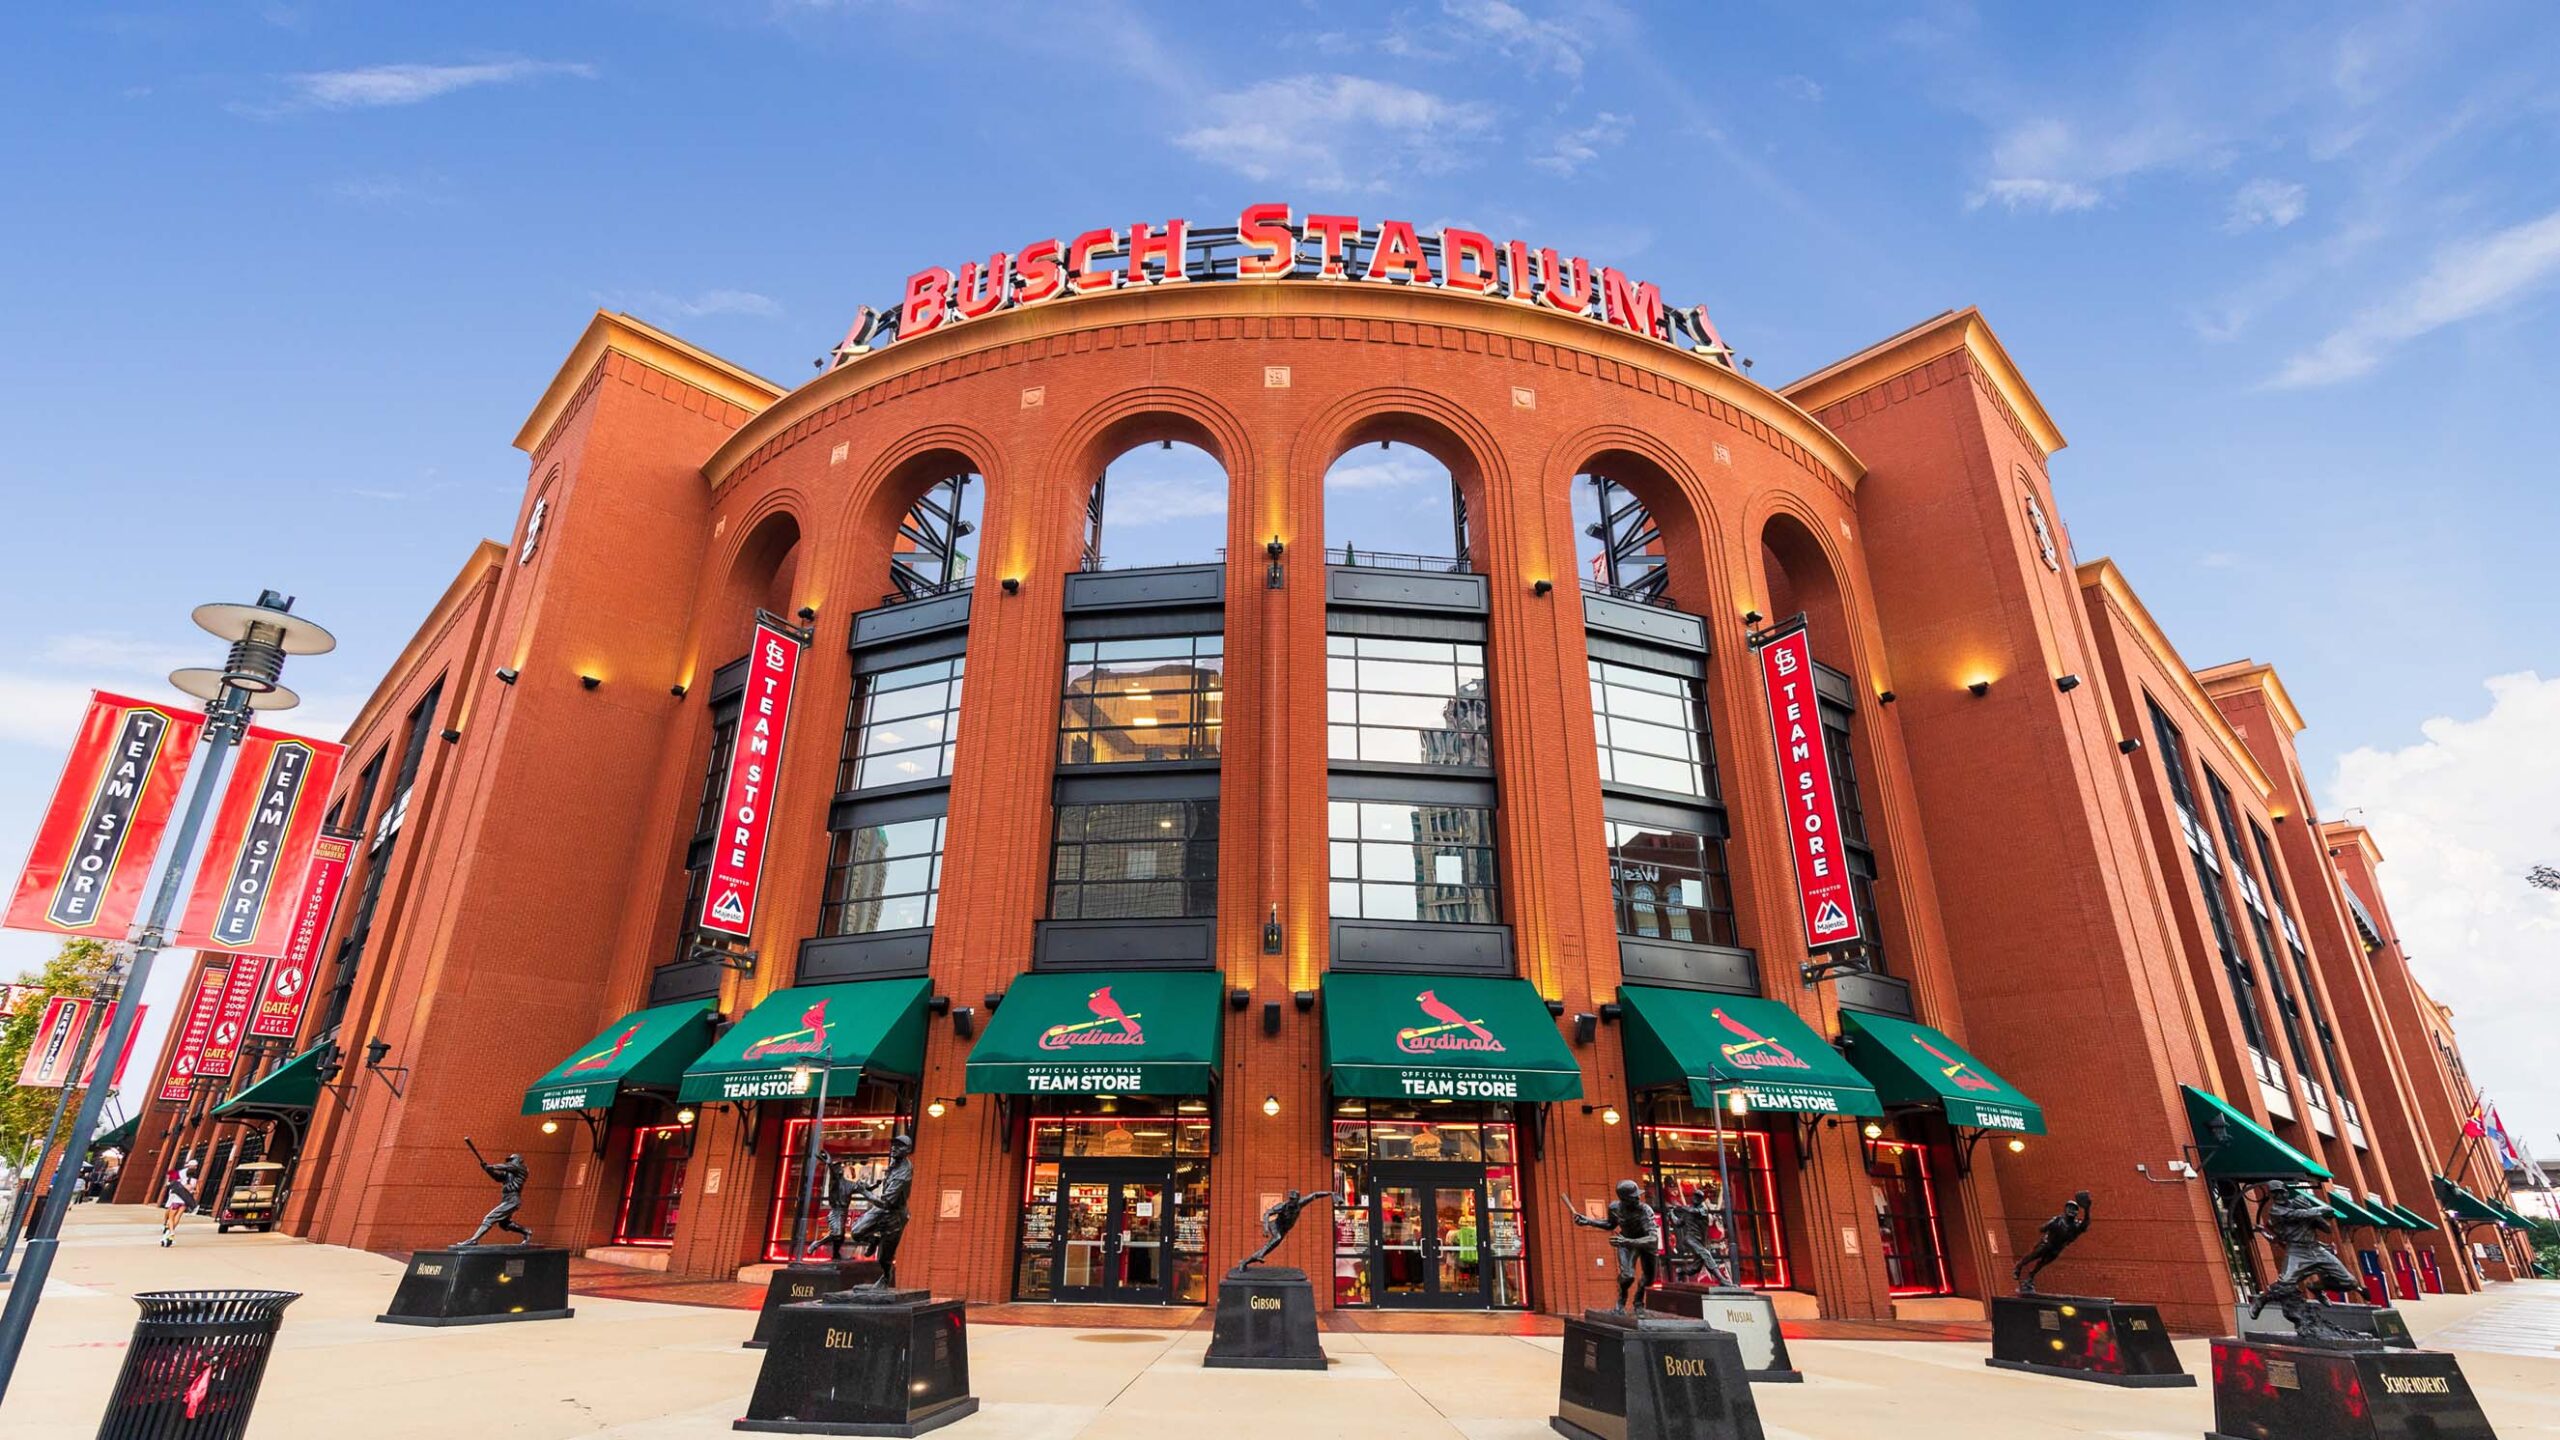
[{"left": 158, "top": 1167, "right": 195, "bottom": 1247}]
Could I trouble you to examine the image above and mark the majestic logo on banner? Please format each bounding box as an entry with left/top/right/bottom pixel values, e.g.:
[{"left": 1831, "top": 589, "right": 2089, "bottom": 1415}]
[
  {"left": 1754, "top": 626, "right": 1865, "bottom": 952},
  {"left": 252, "top": 832, "right": 353, "bottom": 1040},
  {"left": 697, "top": 619, "right": 805, "bottom": 939},
  {"left": 1711, "top": 1007, "right": 1811, "bottom": 1071},
  {"left": 742, "top": 1000, "right": 832, "bottom": 1061},
  {"left": 839, "top": 204, "right": 1734, "bottom": 364},
  {"left": 6, "top": 693, "right": 205, "bottom": 940},
  {"left": 565, "top": 1023, "right": 643, "bottom": 1074},
  {"left": 1038, "top": 986, "right": 1146, "bottom": 1050},
  {"left": 176, "top": 728, "right": 345, "bottom": 958},
  {"left": 1914, "top": 1033, "right": 1999, "bottom": 1093},
  {"left": 1396, "top": 990, "right": 1506, "bottom": 1056}
]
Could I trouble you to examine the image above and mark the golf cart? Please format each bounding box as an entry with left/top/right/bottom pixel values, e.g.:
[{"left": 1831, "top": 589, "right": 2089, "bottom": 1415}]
[{"left": 217, "top": 1161, "right": 287, "bottom": 1233}]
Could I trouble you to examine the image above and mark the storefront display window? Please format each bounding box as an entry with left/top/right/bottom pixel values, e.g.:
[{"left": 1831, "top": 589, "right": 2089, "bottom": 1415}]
[
  {"left": 1327, "top": 799, "right": 1501, "bottom": 925},
  {"left": 821, "top": 815, "right": 945, "bottom": 935},
  {"left": 1015, "top": 1102, "right": 1212, "bottom": 1304},
  {"left": 1330, "top": 1101, "right": 1527, "bottom": 1309},
  {"left": 1602, "top": 821, "right": 1737, "bottom": 948},
  {"left": 1325, "top": 635, "right": 1491, "bottom": 768},
  {"left": 1048, "top": 800, "right": 1220, "bottom": 920},
  {"left": 841, "top": 656, "right": 964, "bottom": 791},
  {"left": 1059, "top": 635, "right": 1223, "bottom": 765},
  {"left": 763, "top": 1112, "right": 902, "bottom": 1262},
  {"left": 1638, "top": 1106, "right": 1788, "bottom": 1289},
  {"left": 1864, "top": 1138, "right": 1951, "bottom": 1295},
  {"left": 614, "top": 1122, "right": 690, "bottom": 1246}
]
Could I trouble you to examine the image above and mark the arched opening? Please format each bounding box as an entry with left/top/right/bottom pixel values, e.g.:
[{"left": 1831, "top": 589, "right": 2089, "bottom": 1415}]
[
  {"left": 1758, "top": 513, "right": 1852, "bottom": 655},
  {"left": 1571, "top": 471, "right": 1670, "bottom": 604},
  {"left": 1322, "top": 441, "right": 1469, "bottom": 571},
  {"left": 887, "top": 467, "right": 983, "bottom": 602},
  {"left": 1080, "top": 438, "right": 1229, "bottom": 571}
]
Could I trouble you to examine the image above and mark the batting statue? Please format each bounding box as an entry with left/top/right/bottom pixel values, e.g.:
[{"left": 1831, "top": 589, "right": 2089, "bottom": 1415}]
[
  {"left": 2249, "top": 1183, "right": 2365, "bottom": 1342},
  {"left": 459, "top": 1138, "right": 535, "bottom": 1247}
]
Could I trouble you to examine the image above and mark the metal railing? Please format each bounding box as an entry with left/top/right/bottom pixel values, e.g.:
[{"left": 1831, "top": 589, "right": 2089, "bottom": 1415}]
[
  {"left": 878, "top": 573, "right": 975, "bottom": 607},
  {"left": 1585, "top": 576, "right": 1677, "bottom": 609},
  {"left": 1324, "top": 545, "right": 1472, "bottom": 574}
]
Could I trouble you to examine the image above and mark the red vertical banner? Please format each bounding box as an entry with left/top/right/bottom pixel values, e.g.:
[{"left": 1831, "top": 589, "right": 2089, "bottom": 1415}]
[
  {"left": 1756, "top": 625, "right": 1864, "bottom": 951},
  {"left": 15, "top": 996, "right": 91, "bottom": 1088},
  {"left": 6, "top": 692, "right": 206, "bottom": 939},
  {"left": 251, "top": 833, "right": 351, "bottom": 1041},
  {"left": 195, "top": 953, "right": 266, "bottom": 1080},
  {"left": 158, "top": 969, "right": 230, "bottom": 1103},
  {"left": 695, "top": 618, "right": 805, "bottom": 937},
  {"left": 79, "top": 1004, "right": 144, "bottom": 1089},
  {"left": 174, "top": 728, "right": 345, "bottom": 957}
]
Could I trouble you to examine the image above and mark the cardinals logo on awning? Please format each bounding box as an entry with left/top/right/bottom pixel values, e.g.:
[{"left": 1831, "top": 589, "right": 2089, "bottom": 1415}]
[
  {"left": 565, "top": 1023, "right": 642, "bottom": 1074},
  {"left": 1038, "top": 986, "right": 1146, "bottom": 1050},
  {"left": 1711, "top": 1008, "right": 1810, "bottom": 1071},
  {"left": 1395, "top": 990, "right": 1505, "bottom": 1056},
  {"left": 1913, "top": 1033, "right": 1998, "bottom": 1092},
  {"left": 743, "top": 1000, "right": 833, "bottom": 1060}
]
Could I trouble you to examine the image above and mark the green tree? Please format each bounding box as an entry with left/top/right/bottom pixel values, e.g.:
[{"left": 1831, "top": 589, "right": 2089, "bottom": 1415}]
[{"left": 0, "top": 939, "right": 117, "bottom": 1174}]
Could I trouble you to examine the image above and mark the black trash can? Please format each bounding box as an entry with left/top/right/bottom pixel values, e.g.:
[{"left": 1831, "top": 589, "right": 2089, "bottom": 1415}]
[{"left": 97, "top": 1289, "right": 298, "bottom": 1440}]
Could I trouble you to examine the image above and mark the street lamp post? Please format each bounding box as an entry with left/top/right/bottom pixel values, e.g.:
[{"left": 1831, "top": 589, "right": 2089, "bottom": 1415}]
[
  {"left": 0, "top": 591, "right": 332, "bottom": 1404},
  {"left": 0, "top": 963, "right": 122, "bottom": 1281}
]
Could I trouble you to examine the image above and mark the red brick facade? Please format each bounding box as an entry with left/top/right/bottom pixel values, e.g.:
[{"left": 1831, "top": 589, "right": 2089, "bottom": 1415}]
[{"left": 126, "top": 291, "right": 2530, "bottom": 1329}]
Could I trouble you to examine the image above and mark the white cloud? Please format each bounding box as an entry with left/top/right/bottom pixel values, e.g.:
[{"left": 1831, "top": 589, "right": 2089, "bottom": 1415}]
[
  {"left": 1776, "top": 75, "right": 1823, "bottom": 103},
  {"left": 1175, "top": 75, "right": 1495, "bottom": 193},
  {"left": 1532, "top": 111, "right": 1630, "bottom": 176},
  {"left": 282, "top": 59, "right": 594, "bottom": 110},
  {"left": 1968, "top": 177, "right": 2102, "bottom": 214},
  {"left": 1436, "top": 0, "right": 1590, "bottom": 82},
  {"left": 2269, "top": 205, "right": 2560, "bottom": 387},
  {"left": 608, "top": 289, "right": 785, "bottom": 321},
  {"left": 2327, "top": 672, "right": 2560, "bottom": 1160},
  {"left": 2226, "top": 178, "right": 2308, "bottom": 231}
]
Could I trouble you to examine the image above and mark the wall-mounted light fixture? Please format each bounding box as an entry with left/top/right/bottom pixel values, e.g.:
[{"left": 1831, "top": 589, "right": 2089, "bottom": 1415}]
[
  {"left": 580, "top": 675, "right": 602, "bottom": 691},
  {"left": 1544, "top": 998, "right": 1566, "bottom": 1018},
  {"left": 925, "top": 1096, "right": 966, "bottom": 1119},
  {"left": 928, "top": 994, "right": 952, "bottom": 1016},
  {"left": 440, "top": 728, "right": 461, "bottom": 743},
  {"left": 2119, "top": 737, "right": 2143, "bottom": 755},
  {"left": 540, "top": 1118, "right": 560, "bottom": 1135},
  {"left": 1262, "top": 906, "right": 1283, "bottom": 955},
  {"left": 1293, "top": 990, "right": 1316, "bottom": 1013},
  {"left": 1726, "top": 1089, "right": 1750, "bottom": 1117},
  {"left": 1967, "top": 680, "right": 1992, "bottom": 698},
  {"left": 2006, "top": 1137, "right": 2027, "bottom": 1154},
  {"left": 1228, "top": 987, "right": 1251, "bottom": 1012},
  {"left": 670, "top": 684, "right": 688, "bottom": 699},
  {"left": 1262, "top": 1094, "right": 1281, "bottom": 1117},
  {"left": 1001, "top": 577, "right": 1021, "bottom": 596},
  {"left": 926, "top": 1099, "right": 947, "bottom": 1119},
  {"left": 1598, "top": 1003, "right": 1622, "bottom": 1025},
  {"left": 1571, "top": 1013, "right": 1598, "bottom": 1046},
  {"left": 983, "top": 991, "right": 1005, "bottom": 1012},
  {"left": 1266, "top": 536, "right": 1286, "bottom": 590},
  {"left": 494, "top": 667, "right": 519, "bottom": 685},
  {"left": 1532, "top": 579, "right": 1554, "bottom": 597},
  {"left": 1742, "top": 609, "right": 1763, "bottom": 625},
  {"left": 676, "top": 1107, "right": 696, "bottom": 1126},
  {"left": 796, "top": 606, "right": 818, "bottom": 623},
  {"left": 2056, "top": 674, "right": 2083, "bottom": 693},
  {"left": 1877, "top": 691, "right": 1897, "bottom": 705},
  {"left": 950, "top": 1006, "right": 976, "bottom": 1040},
  {"left": 1581, "top": 1103, "right": 1622, "bottom": 1126},
  {"left": 362, "top": 1037, "right": 409, "bottom": 1099}
]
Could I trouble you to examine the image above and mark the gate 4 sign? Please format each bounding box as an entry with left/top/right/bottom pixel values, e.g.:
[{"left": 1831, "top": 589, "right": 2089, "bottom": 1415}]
[
  {"left": 159, "top": 968, "right": 230, "bottom": 1102},
  {"left": 696, "top": 618, "right": 805, "bottom": 937},
  {"left": 175, "top": 728, "right": 345, "bottom": 957},
  {"left": 1755, "top": 626, "right": 1863, "bottom": 951},
  {"left": 195, "top": 953, "right": 267, "bottom": 1080},
  {"left": 6, "top": 692, "right": 206, "bottom": 939},
  {"left": 252, "top": 832, "right": 352, "bottom": 1040}
]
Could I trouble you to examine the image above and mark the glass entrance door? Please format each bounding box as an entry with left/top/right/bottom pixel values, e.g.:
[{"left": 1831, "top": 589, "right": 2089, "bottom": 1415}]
[
  {"left": 1370, "top": 1163, "right": 1491, "bottom": 1309},
  {"left": 1052, "top": 1160, "right": 1173, "bottom": 1303}
]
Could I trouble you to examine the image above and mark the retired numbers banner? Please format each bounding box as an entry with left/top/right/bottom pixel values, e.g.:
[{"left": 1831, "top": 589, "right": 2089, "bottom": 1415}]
[
  {"left": 174, "top": 728, "right": 345, "bottom": 957},
  {"left": 195, "top": 953, "right": 266, "bottom": 1080},
  {"left": 158, "top": 969, "right": 230, "bottom": 1103},
  {"left": 6, "top": 693, "right": 205, "bottom": 939},
  {"left": 695, "top": 618, "right": 804, "bottom": 937},
  {"left": 251, "top": 832, "right": 352, "bottom": 1041},
  {"left": 1756, "top": 625, "right": 1863, "bottom": 951}
]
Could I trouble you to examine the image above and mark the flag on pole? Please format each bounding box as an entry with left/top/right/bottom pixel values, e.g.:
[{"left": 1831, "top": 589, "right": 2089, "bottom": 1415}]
[{"left": 2461, "top": 1096, "right": 2487, "bottom": 1140}]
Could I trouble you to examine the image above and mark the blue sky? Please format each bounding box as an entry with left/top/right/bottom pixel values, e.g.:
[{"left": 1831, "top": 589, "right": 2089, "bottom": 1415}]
[{"left": 3, "top": 2, "right": 2556, "bottom": 1154}]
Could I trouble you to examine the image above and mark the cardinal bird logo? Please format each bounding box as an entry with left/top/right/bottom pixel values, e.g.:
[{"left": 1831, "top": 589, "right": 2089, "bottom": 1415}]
[
  {"left": 564, "top": 1023, "right": 642, "bottom": 1074},
  {"left": 1039, "top": 986, "right": 1147, "bottom": 1050},
  {"left": 1913, "top": 1033, "right": 1998, "bottom": 1092},
  {"left": 1711, "top": 1008, "right": 1809, "bottom": 1070},
  {"left": 743, "top": 1000, "right": 832, "bottom": 1060},
  {"left": 1396, "top": 990, "right": 1505, "bottom": 1056},
  {"left": 182, "top": 1360, "right": 217, "bottom": 1419}
]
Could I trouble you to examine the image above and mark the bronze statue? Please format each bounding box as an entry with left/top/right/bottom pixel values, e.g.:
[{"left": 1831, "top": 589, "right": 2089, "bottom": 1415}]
[
  {"left": 1239, "top": 1187, "right": 1332, "bottom": 1269},
  {"left": 1564, "top": 1181, "right": 1662, "bottom": 1313},
  {"left": 804, "top": 1158, "right": 859, "bottom": 1263},
  {"left": 842, "top": 1132, "right": 913, "bottom": 1287},
  {"left": 1660, "top": 1185, "right": 1734, "bottom": 1287},
  {"left": 2249, "top": 1183, "right": 2364, "bottom": 1342},
  {"left": 2013, "top": 1190, "right": 2091, "bottom": 1295},
  {"left": 460, "top": 1139, "right": 535, "bottom": 1247}
]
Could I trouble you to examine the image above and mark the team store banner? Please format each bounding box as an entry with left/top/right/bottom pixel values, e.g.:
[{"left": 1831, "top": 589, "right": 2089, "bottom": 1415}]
[
  {"left": 5, "top": 692, "right": 206, "bottom": 939},
  {"left": 174, "top": 727, "right": 345, "bottom": 957},
  {"left": 1756, "top": 625, "right": 1864, "bottom": 951},
  {"left": 157, "top": 968, "right": 230, "bottom": 1102},
  {"left": 251, "top": 832, "right": 353, "bottom": 1040},
  {"left": 696, "top": 618, "right": 804, "bottom": 938},
  {"left": 15, "top": 995, "right": 146, "bottom": 1090}
]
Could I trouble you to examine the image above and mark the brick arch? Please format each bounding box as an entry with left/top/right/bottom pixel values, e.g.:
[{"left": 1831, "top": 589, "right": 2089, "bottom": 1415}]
[
  {"left": 1747, "top": 497, "right": 1886, "bottom": 693},
  {"left": 1293, "top": 386, "right": 1513, "bottom": 567},
  {"left": 821, "top": 423, "right": 1005, "bottom": 605},
  {"left": 1542, "top": 424, "right": 1736, "bottom": 617}
]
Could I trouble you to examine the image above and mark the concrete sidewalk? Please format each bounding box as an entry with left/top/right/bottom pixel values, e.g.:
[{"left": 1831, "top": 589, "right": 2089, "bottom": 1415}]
[{"left": 3, "top": 1206, "right": 2554, "bottom": 1438}]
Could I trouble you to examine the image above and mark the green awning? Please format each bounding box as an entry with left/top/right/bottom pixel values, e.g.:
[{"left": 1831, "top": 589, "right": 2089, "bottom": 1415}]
[
  {"left": 2377, "top": 1199, "right": 2436, "bottom": 1232},
  {"left": 522, "top": 1001, "right": 718, "bottom": 1115},
  {"left": 1838, "top": 1011, "right": 2043, "bottom": 1133},
  {"left": 2181, "top": 1085, "right": 2330, "bottom": 1181},
  {"left": 1621, "top": 987, "right": 1880, "bottom": 1117},
  {"left": 965, "top": 971, "right": 1224, "bottom": 1096},
  {"left": 2356, "top": 1194, "right": 2414, "bottom": 1230},
  {"left": 2433, "top": 1175, "right": 2505, "bottom": 1226},
  {"left": 90, "top": 1116, "right": 139, "bottom": 1152},
  {"left": 2490, "top": 1199, "right": 2536, "bottom": 1230},
  {"left": 213, "top": 1045, "right": 327, "bottom": 1117},
  {"left": 679, "top": 979, "right": 929, "bottom": 1104},
  {"left": 1323, "top": 973, "right": 1582, "bottom": 1103},
  {"left": 2327, "top": 1191, "right": 2388, "bottom": 1229}
]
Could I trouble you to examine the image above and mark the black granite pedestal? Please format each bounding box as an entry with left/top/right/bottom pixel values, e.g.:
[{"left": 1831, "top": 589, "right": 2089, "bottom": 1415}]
[
  {"left": 1203, "top": 1266, "right": 1326, "bottom": 1370},
  {"left": 747, "top": 1260, "right": 884, "bottom": 1349},
  {"left": 377, "top": 1246, "right": 574, "bottom": 1326},
  {"left": 1643, "top": 1285, "right": 1799, "bottom": 1383},
  {"left": 2208, "top": 1336, "right": 2498, "bottom": 1439},
  {"left": 2235, "top": 1297, "right": 2416, "bottom": 1350},
  {"left": 736, "top": 1288, "right": 977, "bottom": 1437},
  {"left": 1551, "top": 1310, "right": 1765, "bottom": 1440},
  {"left": 1985, "top": 1295, "right": 2192, "bottom": 1387}
]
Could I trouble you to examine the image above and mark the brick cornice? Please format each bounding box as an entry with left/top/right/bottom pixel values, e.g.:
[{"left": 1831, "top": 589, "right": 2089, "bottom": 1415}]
[
  {"left": 1783, "top": 307, "right": 2065, "bottom": 461},
  {"left": 515, "top": 311, "right": 784, "bottom": 456}
]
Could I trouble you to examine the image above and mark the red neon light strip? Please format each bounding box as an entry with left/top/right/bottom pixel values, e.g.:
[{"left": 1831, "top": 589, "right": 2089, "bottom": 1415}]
[{"left": 611, "top": 1124, "right": 686, "bottom": 1247}]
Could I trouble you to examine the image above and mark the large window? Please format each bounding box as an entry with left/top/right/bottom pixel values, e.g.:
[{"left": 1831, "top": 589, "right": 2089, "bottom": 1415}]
[
  {"left": 840, "top": 657, "right": 962, "bottom": 791},
  {"left": 822, "top": 816, "right": 945, "bottom": 935},
  {"left": 1603, "top": 821, "right": 1737, "bottom": 947},
  {"left": 1328, "top": 799, "right": 1499, "bottom": 924},
  {"left": 1049, "top": 800, "right": 1218, "bottom": 920},
  {"left": 1820, "top": 695, "right": 1887, "bottom": 970},
  {"left": 2151, "top": 701, "right": 2269, "bottom": 1056},
  {"left": 1059, "top": 636, "right": 1222, "bottom": 766},
  {"left": 2213, "top": 774, "right": 2314, "bottom": 1080},
  {"left": 1589, "top": 660, "right": 1714, "bottom": 798},
  {"left": 2254, "top": 823, "right": 2353, "bottom": 1108},
  {"left": 1327, "top": 636, "right": 1490, "bottom": 768},
  {"left": 674, "top": 692, "right": 743, "bottom": 961},
  {"left": 316, "top": 680, "right": 442, "bottom": 1039}
]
